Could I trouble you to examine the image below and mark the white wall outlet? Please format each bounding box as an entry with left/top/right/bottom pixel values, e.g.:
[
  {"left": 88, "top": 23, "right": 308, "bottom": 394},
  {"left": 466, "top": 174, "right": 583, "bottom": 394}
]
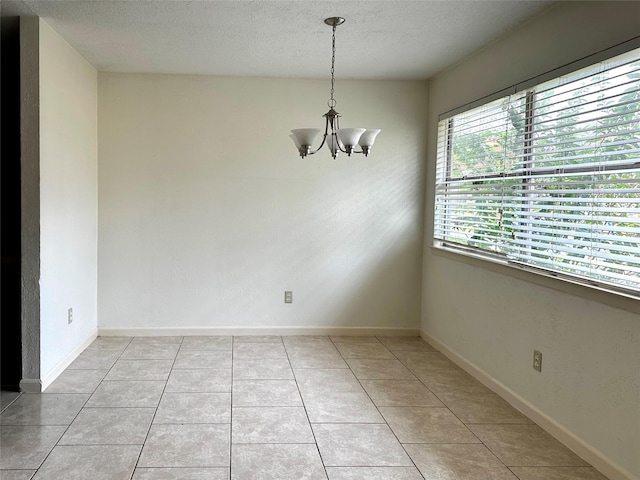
[
  {"left": 284, "top": 291, "right": 293, "bottom": 303},
  {"left": 68, "top": 307, "right": 73, "bottom": 324},
  {"left": 533, "top": 350, "right": 542, "bottom": 372}
]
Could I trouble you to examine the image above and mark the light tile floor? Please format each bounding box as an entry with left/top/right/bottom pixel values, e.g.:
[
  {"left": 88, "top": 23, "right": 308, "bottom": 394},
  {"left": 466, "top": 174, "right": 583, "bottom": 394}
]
[{"left": 0, "top": 335, "right": 609, "bottom": 480}]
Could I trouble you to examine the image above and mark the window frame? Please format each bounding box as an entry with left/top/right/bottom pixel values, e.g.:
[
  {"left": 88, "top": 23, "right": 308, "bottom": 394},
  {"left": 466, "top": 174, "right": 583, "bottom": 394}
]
[{"left": 431, "top": 36, "right": 640, "bottom": 307}]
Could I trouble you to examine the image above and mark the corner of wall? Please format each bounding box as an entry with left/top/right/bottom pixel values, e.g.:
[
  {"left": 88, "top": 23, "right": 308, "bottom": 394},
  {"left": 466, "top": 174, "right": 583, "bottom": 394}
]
[
  {"left": 40, "top": 16, "right": 99, "bottom": 379},
  {"left": 19, "top": 14, "right": 42, "bottom": 387},
  {"left": 420, "top": 329, "right": 639, "bottom": 480}
]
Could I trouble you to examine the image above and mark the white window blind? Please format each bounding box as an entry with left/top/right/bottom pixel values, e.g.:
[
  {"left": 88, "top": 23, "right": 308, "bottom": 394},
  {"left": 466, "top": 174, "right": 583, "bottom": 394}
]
[{"left": 434, "top": 47, "right": 640, "bottom": 295}]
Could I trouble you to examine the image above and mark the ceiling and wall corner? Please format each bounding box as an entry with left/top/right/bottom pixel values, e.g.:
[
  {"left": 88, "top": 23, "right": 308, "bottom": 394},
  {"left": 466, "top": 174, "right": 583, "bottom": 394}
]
[{"left": 2, "top": 0, "right": 554, "bottom": 79}]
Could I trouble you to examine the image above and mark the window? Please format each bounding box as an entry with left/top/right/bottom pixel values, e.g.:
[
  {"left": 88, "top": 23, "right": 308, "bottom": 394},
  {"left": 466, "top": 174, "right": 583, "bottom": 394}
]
[{"left": 434, "top": 46, "right": 640, "bottom": 296}]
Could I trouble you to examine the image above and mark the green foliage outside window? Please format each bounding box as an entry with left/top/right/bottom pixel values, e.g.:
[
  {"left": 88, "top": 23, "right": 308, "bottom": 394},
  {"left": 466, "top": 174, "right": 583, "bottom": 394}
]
[{"left": 436, "top": 54, "right": 640, "bottom": 292}]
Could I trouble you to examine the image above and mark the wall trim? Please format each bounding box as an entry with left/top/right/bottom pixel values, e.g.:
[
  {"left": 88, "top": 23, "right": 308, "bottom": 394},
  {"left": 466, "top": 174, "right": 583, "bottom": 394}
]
[
  {"left": 39, "top": 328, "right": 98, "bottom": 392},
  {"left": 421, "top": 330, "right": 636, "bottom": 480},
  {"left": 98, "top": 326, "right": 420, "bottom": 337},
  {"left": 429, "top": 246, "right": 640, "bottom": 315}
]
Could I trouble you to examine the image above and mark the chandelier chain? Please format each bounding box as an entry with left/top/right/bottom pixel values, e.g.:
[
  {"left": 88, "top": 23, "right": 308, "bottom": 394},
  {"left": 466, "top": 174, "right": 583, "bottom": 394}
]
[{"left": 329, "top": 24, "right": 337, "bottom": 108}]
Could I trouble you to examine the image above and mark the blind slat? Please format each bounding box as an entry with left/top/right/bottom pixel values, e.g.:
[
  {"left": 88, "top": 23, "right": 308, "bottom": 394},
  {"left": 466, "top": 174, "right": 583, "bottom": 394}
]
[{"left": 434, "top": 46, "right": 640, "bottom": 294}]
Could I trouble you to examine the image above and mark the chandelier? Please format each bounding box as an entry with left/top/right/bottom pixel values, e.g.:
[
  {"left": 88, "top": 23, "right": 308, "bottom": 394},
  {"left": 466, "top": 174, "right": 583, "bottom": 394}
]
[{"left": 290, "top": 17, "right": 381, "bottom": 159}]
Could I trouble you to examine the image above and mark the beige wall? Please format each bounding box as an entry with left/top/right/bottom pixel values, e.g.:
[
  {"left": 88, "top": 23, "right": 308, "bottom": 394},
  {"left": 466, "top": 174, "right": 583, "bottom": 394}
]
[
  {"left": 98, "top": 73, "right": 428, "bottom": 331},
  {"left": 39, "top": 19, "right": 98, "bottom": 381},
  {"left": 422, "top": 2, "right": 640, "bottom": 479}
]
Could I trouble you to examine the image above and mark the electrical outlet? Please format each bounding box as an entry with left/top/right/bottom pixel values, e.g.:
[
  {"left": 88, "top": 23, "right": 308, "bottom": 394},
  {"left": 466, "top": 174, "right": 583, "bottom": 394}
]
[
  {"left": 68, "top": 308, "right": 73, "bottom": 325},
  {"left": 284, "top": 291, "right": 293, "bottom": 303},
  {"left": 533, "top": 350, "right": 542, "bottom": 372}
]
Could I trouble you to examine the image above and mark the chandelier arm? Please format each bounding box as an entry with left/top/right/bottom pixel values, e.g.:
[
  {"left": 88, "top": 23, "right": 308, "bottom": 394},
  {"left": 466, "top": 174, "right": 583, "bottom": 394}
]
[
  {"left": 332, "top": 113, "right": 347, "bottom": 153},
  {"left": 308, "top": 134, "right": 328, "bottom": 155},
  {"left": 307, "top": 116, "right": 331, "bottom": 155},
  {"left": 334, "top": 130, "right": 347, "bottom": 154}
]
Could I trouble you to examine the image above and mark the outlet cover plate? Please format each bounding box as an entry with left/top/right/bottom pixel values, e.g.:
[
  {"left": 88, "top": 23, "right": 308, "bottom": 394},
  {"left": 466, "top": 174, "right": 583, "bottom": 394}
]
[
  {"left": 533, "top": 350, "right": 542, "bottom": 372},
  {"left": 284, "top": 291, "right": 292, "bottom": 304}
]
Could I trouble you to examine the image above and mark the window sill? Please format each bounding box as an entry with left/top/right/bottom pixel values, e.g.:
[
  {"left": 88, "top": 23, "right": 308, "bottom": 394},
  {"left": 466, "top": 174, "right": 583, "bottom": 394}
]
[{"left": 428, "top": 244, "right": 640, "bottom": 315}]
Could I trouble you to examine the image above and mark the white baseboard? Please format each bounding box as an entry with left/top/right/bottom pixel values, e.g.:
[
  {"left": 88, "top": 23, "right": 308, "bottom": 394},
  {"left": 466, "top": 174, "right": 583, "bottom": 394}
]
[
  {"left": 98, "top": 326, "right": 420, "bottom": 337},
  {"left": 421, "top": 330, "right": 637, "bottom": 480},
  {"left": 39, "top": 329, "right": 99, "bottom": 392}
]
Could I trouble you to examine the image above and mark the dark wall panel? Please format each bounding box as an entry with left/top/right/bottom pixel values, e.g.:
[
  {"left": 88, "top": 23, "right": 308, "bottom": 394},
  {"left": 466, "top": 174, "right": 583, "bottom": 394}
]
[{"left": 1, "top": 16, "right": 23, "bottom": 390}]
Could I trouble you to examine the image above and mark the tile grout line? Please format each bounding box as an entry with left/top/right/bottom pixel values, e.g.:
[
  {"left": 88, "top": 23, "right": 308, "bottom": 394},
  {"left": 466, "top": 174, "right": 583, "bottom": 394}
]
[
  {"left": 390, "top": 344, "right": 498, "bottom": 470},
  {"left": 5, "top": 335, "right": 606, "bottom": 479},
  {"left": 128, "top": 335, "right": 183, "bottom": 478},
  {"left": 335, "top": 335, "right": 426, "bottom": 478},
  {"left": 330, "top": 337, "right": 529, "bottom": 476},
  {"left": 390, "top": 343, "right": 525, "bottom": 477},
  {"left": 0, "top": 392, "right": 23, "bottom": 415},
  {"left": 28, "top": 336, "right": 134, "bottom": 478},
  {"left": 282, "top": 337, "right": 331, "bottom": 480},
  {"left": 230, "top": 336, "right": 235, "bottom": 478}
]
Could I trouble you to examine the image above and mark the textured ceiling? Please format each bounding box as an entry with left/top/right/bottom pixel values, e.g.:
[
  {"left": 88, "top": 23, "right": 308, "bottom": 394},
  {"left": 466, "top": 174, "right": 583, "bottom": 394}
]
[{"left": 2, "top": 0, "right": 553, "bottom": 79}]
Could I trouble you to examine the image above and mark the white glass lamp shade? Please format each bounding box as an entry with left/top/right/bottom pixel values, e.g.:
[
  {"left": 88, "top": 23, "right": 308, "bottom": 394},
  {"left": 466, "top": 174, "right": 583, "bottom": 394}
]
[
  {"left": 358, "top": 129, "right": 381, "bottom": 147},
  {"left": 289, "top": 134, "right": 302, "bottom": 150},
  {"left": 337, "top": 128, "right": 366, "bottom": 147},
  {"left": 291, "top": 128, "right": 321, "bottom": 147},
  {"left": 289, "top": 134, "right": 301, "bottom": 149}
]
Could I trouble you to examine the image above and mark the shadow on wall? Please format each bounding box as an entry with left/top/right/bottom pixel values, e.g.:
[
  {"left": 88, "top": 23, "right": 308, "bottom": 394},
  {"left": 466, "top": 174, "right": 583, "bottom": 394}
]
[{"left": 325, "top": 236, "right": 423, "bottom": 329}]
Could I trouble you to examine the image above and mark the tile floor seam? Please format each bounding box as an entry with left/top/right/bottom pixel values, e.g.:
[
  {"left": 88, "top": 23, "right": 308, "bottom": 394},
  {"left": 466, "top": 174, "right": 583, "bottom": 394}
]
[
  {"left": 385, "top": 338, "right": 528, "bottom": 478},
  {"left": 398, "top": 441, "right": 499, "bottom": 445},
  {"left": 425, "top": 385, "right": 534, "bottom": 474},
  {"left": 283, "top": 337, "right": 331, "bottom": 480},
  {"left": 27, "top": 341, "right": 126, "bottom": 477},
  {"left": 129, "top": 335, "right": 184, "bottom": 476},
  {"left": 1, "top": 335, "right": 611, "bottom": 479},
  {"left": 464, "top": 421, "right": 536, "bottom": 425},
  {"left": 230, "top": 337, "right": 235, "bottom": 478},
  {"left": 231, "top": 441, "right": 318, "bottom": 444},
  {"left": 331, "top": 336, "right": 426, "bottom": 479},
  {"left": 424, "top": 386, "right": 489, "bottom": 436},
  {"left": 2, "top": 337, "right": 131, "bottom": 477},
  {"left": 461, "top": 405, "right": 560, "bottom": 473},
  {"left": 388, "top": 346, "right": 523, "bottom": 478},
  {"left": 509, "top": 466, "right": 524, "bottom": 480},
  {"left": 32, "top": 442, "right": 148, "bottom": 446},
  {"left": 309, "top": 421, "right": 387, "bottom": 424},
  {"left": 0, "top": 392, "right": 22, "bottom": 414}
]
